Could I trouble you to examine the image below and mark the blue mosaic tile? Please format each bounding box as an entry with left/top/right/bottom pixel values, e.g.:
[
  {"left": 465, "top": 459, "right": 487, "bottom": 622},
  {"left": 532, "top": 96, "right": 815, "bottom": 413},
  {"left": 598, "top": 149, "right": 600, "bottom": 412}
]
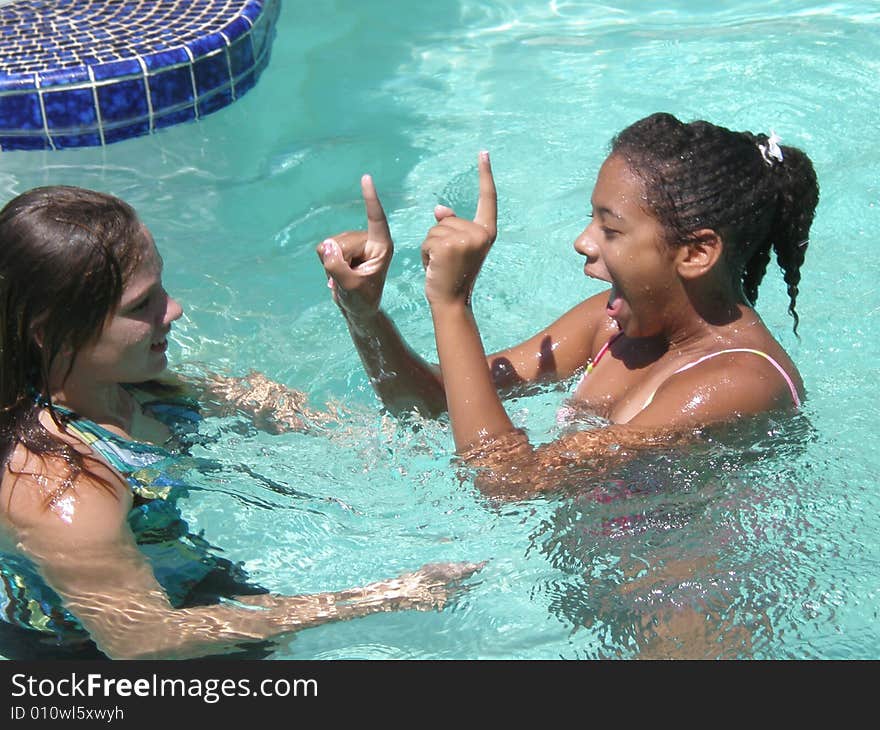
[
  {"left": 43, "top": 87, "right": 97, "bottom": 130},
  {"left": 0, "top": 0, "right": 280, "bottom": 150},
  {"left": 0, "top": 134, "right": 51, "bottom": 151},
  {"left": 0, "top": 74, "right": 37, "bottom": 94},
  {"left": 53, "top": 131, "right": 102, "bottom": 149},
  {"left": 149, "top": 66, "right": 195, "bottom": 114},
  {"left": 197, "top": 88, "right": 232, "bottom": 118},
  {"left": 92, "top": 59, "right": 144, "bottom": 83},
  {"left": 154, "top": 106, "right": 196, "bottom": 130},
  {"left": 229, "top": 36, "right": 255, "bottom": 82},
  {"left": 240, "top": 2, "right": 263, "bottom": 24},
  {"left": 221, "top": 16, "right": 253, "bottom": 43},
  {"left": 234, "top": 69, "right": 257, "bottom": 99},
  {"left": 142, "top": 48, "right": 191, "bottom": 73},
  {"left": 37, "top": 66, "right": 90, "bottom": 88},
  {"left": 103, "top": 120, "right": 150, "bottom": 146},
  {"left": 97, "top": 78, "right": 149, "bottom": 125},
  {"left": 193, "top": 52, "right": 230, "bottom": 96},
  {"left": 0, "top": 93, "right": 42, "bottom": 130}
]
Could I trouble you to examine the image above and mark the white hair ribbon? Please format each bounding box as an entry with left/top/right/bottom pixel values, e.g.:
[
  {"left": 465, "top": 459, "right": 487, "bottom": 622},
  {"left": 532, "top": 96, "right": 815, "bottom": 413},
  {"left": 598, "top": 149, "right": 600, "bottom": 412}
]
[{"left": 758, "top": 130, "right": 783, "bottom": 166}]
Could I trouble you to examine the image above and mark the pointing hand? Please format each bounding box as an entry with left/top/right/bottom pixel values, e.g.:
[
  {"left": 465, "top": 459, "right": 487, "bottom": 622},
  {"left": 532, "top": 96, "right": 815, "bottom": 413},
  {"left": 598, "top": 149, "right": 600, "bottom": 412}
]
[
  {"left": 420, "top": 151, "right": 498, "bottom": 307},
  {"left": 317, "top": 174, "right": 394, "bottom": 318}
]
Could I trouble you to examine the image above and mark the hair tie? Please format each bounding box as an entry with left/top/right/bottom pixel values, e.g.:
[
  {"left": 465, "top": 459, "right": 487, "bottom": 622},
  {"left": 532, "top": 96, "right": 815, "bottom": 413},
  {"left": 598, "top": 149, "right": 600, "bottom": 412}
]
[{"left": 758, "top": 130, "right": 783, "bottom": 166}]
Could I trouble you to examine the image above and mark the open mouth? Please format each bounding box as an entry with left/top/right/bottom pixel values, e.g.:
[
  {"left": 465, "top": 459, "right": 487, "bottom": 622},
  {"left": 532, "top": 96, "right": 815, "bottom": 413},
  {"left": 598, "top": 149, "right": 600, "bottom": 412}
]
[
  {"left": 150, "top": 338, "right": 168, "bottom": 353},
  {"left": 606, "top": 284, "right": 624, "bottom": 321},
  {"left": 584, "top": 265, "right": 624, "bottom": 322}
]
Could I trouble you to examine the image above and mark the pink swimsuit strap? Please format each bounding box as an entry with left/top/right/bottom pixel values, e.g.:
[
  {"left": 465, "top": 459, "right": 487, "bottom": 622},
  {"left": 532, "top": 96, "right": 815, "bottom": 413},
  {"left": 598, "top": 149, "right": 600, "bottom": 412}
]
[
  {"left": 640, "top": 347, "right": 801, "bottom": 410},
  {"left": 584, "top": 330, "right": 623, "bottom": 377},
  {"left": 557, "top": 332, "right": 624, "bottom": 424},
  {"left": 570, "top": 334, "right": 801, "bottom": 415}
]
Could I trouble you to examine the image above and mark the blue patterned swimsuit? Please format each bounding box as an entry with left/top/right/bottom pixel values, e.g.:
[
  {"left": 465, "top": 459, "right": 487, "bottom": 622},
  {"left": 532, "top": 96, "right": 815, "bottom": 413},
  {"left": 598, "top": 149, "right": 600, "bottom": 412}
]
[{"left": 0, "top": 386, "right": 265, "bottom": 658}]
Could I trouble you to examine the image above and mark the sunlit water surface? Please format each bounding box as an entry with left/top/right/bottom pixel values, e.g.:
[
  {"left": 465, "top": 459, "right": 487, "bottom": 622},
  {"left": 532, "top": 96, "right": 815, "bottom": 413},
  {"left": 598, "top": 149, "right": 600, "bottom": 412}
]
[{"left": 1, "top": 0, "right": 878, "bottom": 659}]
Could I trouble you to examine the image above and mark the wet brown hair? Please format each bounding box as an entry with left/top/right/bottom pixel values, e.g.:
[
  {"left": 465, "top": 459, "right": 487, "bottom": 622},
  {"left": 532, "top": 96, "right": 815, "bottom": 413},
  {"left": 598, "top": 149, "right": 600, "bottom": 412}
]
[{"left": 0, "top": 185, "right": 146, "bottom": 503}]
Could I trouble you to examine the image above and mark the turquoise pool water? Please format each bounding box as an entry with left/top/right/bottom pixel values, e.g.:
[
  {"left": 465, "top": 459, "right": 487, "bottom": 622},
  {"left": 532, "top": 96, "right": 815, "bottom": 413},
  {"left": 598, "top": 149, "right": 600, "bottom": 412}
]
[{"left": 1, "top": 0, "right": 878, "bottom": 659}]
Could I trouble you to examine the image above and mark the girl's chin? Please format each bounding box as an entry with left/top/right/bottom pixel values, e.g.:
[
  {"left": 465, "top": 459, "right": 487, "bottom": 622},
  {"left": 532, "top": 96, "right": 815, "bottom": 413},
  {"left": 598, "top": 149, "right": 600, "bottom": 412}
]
[
  {"left": 611, "top": 309, "right": 650, "bottom": 338},
  {"left": 606, "top": 299, "right": 628, "bottom": 332},
  {"left": 619, "top": 319, "right": 666, "bottom": 340},
  {"left": 143, "top": 352, "right": 169, "bottom": 377}
]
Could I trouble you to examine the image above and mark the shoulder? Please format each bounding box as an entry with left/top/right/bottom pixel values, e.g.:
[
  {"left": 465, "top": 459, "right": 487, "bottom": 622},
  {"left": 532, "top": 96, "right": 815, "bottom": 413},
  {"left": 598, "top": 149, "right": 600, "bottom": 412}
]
[
  {"left": 487, "top": 289, "right": 617, "bottom": 384},
  {"left": 546, "top": 290, "right": 613, "bottom": 329},
  {"left": 127, "top": 375, "right": 199, "bottom": 406},
  {"left": 633, "top": 348, "right": 802, "bottom": 428},
  {"left": 1, "top": 442, "right": 132, "bottom": 545},
  {"left": 517, "top": 289, "right": 617, "bottom": 357},
  {"left": 126, "top": 378, "right": 202, "bottom": 429}
]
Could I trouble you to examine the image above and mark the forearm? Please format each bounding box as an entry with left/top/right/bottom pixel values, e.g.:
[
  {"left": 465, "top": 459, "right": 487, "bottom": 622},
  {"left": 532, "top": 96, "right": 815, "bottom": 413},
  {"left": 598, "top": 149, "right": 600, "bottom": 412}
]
[
  {"left": 72, "top": 580, "right": 426, "bottom": 660},
  {"left": 462, "top": 425, "right": 684, "bottom": 500},
  {"left": 343, "top": 308, "right": 446, "bottom": 416},
  {"left": 430, "top": 301, "right": 519, "bottom": 452},
  {"left": 194, "top": 371, "right": 335, "bottom": 433},
  {"left": 89, "top": 599, "right": 319, "bottom": 660}
]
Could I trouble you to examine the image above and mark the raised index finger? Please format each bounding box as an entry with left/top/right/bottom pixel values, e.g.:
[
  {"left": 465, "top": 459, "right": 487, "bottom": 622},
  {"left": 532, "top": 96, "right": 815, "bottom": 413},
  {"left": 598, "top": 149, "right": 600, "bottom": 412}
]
[
  {"left": 361, "top": 174, "right": 392, "bottom": 243},
  {"left": 473, "top": 150, "right": 497, "bottom": 234}
]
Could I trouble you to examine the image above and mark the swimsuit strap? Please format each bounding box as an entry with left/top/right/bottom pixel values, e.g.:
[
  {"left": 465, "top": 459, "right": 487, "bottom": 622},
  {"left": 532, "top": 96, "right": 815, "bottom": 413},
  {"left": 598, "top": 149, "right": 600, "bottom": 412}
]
[
  {"left": 557, "top": 331, "right": 624, "bottom": 424},
  {"left": 47, "top": 385, "right": 202, "bottom": 494},
  {"left": 585, "top": 330, "right": 624, "bottom": 376},
  {"left": 640, "top": 347, "right": 801, "bottom": 411}
]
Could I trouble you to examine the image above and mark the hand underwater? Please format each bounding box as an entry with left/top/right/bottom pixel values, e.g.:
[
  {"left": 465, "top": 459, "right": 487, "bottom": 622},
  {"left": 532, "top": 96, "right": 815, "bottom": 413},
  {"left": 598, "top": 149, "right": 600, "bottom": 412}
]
[{"left": 382, "top": 560, "right": 486, "bottom": 611}]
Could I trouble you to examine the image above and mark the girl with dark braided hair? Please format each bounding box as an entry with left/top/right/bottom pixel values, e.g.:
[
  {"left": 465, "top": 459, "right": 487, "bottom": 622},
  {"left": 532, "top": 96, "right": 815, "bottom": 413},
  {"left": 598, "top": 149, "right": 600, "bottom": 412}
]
[{"left": 317, "top": 112, "right": 819, "bottom": 497}]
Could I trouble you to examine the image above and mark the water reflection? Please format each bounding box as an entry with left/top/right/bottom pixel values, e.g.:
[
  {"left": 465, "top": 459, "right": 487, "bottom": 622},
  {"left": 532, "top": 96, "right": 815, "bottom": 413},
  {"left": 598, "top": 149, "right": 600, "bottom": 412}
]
[{"left": 524, "top": 414, "right": 816, "bottom": 658}]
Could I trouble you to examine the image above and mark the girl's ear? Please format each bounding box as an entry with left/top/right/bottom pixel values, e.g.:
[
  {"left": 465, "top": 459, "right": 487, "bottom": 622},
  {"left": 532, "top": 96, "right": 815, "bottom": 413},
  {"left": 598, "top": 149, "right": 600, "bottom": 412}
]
[
  {"left": 30, "top": 318, "right": 45, "bottom": 349},
  {"left": 30, "top": 319, "right": 72, "bottom": 359},
  {"left": 675, "top": 228, "right": 724, "bottom": 279}
]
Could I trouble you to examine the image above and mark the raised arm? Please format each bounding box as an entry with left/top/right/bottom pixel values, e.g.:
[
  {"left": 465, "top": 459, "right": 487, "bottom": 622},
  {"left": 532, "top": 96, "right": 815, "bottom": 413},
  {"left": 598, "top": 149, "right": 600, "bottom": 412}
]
[
  {"left": 420, "top": 152, "right": 602, "bottom": 448},
  {"left": 316, "top": 175, "right": 446, "bottom": 416},
  {"left": 1, "top": 455, "right": 481, "bottom": 659},
  {"left": 419, "top": 154, "right": 643, "bottom": 469},
  {"left": 421, "top": 152, "right": 514, "bottom": 449},
  {"left": 318, "top": 173, "right": 601, "bottom": 417},
  {"left": 421, "top": 155, "right": 799, "bottom": 497}
]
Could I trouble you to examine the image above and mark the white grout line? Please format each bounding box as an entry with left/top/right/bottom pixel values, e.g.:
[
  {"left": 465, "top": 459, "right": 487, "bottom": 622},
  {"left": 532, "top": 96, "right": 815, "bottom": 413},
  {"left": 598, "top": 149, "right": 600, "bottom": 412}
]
[
  {"left": 181, "top": 44, "right": 200, "bottom": 120},
  {"left": 135, "top": 54, "right": 154, "bottom": 134},
  {"left": 34, "top": 74, "right": 56, "bottom": 151},
  {"left": 87, "top": 64, "right": 105, "bottom": 146}
]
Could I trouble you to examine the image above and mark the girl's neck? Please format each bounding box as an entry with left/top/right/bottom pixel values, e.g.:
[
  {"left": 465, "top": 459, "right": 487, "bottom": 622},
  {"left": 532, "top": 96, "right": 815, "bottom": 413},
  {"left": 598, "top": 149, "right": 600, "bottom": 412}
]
[
  {"left": 50, "top": 377, "right": 135, "bottom": 434},
  {"left": 664, "top": 271, "right": 750, "bottom": 348}
]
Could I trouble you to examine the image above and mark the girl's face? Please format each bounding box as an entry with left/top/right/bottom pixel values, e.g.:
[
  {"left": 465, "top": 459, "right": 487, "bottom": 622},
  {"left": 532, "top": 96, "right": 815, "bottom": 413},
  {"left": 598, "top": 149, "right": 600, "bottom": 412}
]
[
  {"left": 72, "top": 227, "right": 183, "bottom": 385},
  {"left": 573, "top": 154, "right": 680, "bottom": 338}
]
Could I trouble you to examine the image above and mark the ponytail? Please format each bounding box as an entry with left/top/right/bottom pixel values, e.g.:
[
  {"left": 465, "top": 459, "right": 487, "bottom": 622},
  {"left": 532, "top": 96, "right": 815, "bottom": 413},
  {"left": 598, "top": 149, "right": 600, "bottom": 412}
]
[{"left": 769, "top": 145, "right": 818, "bottom": 334}]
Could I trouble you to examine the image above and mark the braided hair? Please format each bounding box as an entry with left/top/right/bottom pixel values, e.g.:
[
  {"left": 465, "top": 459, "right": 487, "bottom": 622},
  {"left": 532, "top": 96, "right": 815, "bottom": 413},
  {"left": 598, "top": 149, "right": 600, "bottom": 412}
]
[{"left": 610, "top": 112, "right": 819, "bottom": 333}]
